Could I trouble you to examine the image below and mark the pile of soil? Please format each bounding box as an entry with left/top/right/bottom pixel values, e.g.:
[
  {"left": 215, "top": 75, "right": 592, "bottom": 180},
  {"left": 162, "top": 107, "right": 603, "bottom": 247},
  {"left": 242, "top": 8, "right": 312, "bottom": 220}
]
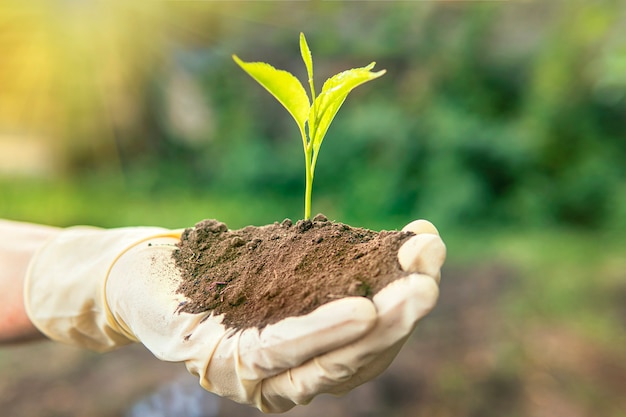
[{"left": 172, "top": 214, "right": 414, "bottom": 329}]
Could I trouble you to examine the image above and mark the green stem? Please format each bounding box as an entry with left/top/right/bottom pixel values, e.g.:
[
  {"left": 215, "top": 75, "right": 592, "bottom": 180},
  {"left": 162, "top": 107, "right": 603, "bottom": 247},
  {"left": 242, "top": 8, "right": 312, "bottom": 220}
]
[
  {"left": 304, "top": 63, "right": 317, "bottom": 220},
  {"left": 304, "top": 145, "right": 313, "bottom": 220},
  {"left": 300, "top": 126, "right": 313, "bottom": 220},
  {"left": 311, "top": 146, "right": 320, "bottom": 184}
]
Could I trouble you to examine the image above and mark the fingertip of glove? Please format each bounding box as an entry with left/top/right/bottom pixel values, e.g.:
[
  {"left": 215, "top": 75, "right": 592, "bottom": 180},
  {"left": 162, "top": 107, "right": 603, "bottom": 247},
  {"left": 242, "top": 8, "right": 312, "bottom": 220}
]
[
  {"left": 402, "top": 219, "right": 440, "bottom": 236},
  {"left": 397, "top": 233, "right": 446, "bottom": 280},
  {"left": 373, "top": 273, "right": 440, "bottom": 319},
  {"left": 412, "top": 273, "right": 440, "bottom": 312}
]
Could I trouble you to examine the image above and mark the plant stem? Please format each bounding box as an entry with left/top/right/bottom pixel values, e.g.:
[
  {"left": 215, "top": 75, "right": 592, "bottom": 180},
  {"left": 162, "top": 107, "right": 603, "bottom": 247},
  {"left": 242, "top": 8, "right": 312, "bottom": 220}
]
[
  {"left": 305, "top": 76, "right": 317, "bottom": 220},
  {"left": 304, "top": 145, "right": 313, "bottom": 220},
  {"left": 300, "top": 126, "right": 313, "bottom": 220}
]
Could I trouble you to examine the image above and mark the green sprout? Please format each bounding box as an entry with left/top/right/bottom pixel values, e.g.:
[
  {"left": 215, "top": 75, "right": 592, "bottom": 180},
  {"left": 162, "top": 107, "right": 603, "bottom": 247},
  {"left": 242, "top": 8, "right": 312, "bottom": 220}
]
[{"left": 233, "top": 33, "right": 386, "bottom": 220}]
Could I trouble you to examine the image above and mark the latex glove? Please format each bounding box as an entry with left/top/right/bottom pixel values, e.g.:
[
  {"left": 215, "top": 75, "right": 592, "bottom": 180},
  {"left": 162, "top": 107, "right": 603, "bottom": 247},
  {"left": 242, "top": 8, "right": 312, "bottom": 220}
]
[{"left": 25, "top": 220, "right": 445, "bottom": 413}]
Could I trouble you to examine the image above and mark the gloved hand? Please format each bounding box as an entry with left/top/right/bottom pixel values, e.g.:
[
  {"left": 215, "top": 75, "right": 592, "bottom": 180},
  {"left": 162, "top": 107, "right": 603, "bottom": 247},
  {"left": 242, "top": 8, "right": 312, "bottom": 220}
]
[{"left": 25, "top": 219, "right": 445, "bottom": 413}]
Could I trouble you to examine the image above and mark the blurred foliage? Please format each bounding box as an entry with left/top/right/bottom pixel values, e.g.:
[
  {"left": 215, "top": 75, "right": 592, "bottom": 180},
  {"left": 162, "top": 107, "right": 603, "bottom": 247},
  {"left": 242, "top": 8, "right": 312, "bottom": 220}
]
[{"left": 1, "top": 0, "right": 626, "bottom": 232}]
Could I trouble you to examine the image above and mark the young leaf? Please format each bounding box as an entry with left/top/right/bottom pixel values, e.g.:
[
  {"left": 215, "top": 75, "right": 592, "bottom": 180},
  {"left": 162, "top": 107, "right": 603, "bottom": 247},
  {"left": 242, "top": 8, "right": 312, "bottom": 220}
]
[
  {"left": 233, "top": 55, "right": 310, "bottom": 134},
  {"left": 299, "top": 33, "right": 317, "bottom": 146},
  {"left": 300, "top": 33, "right": 314, "bottom": 86},
  {"left": 310, "top": 62, "right": 386, "bottom": 150}
]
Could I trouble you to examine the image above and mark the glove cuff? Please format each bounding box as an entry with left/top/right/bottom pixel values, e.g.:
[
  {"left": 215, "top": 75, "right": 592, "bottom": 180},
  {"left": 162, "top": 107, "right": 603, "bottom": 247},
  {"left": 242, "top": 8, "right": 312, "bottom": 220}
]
[{"left": 24, "top": 225, "right": 180, "bottom": 352}]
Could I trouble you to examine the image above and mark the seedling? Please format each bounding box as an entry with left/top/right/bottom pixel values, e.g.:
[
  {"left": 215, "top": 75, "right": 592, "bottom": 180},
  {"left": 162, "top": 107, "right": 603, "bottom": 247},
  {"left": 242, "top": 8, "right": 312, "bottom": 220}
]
[{"left": 233, "top": 33, "right": 385, "bottom": 220}]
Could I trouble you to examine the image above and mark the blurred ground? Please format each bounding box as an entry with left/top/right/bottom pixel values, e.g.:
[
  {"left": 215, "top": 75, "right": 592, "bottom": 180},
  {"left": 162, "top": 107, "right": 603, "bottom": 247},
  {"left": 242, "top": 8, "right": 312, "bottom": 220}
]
[{"left": 2, "top": 261, "right": 624, "bottom": 417}]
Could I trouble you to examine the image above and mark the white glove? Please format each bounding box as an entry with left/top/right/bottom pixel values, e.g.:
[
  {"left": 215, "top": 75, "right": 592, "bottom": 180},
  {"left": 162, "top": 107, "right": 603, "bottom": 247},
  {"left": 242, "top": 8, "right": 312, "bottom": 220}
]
[{"left": 25, "top": 220, "right": 445, "bottom": 413}]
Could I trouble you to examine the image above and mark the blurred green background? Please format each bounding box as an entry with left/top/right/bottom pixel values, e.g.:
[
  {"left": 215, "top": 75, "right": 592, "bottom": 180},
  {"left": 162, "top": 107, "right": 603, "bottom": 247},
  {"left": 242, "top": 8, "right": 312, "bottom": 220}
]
[{"left": 1, "top": 1, "right": 625, "bottom": 417}]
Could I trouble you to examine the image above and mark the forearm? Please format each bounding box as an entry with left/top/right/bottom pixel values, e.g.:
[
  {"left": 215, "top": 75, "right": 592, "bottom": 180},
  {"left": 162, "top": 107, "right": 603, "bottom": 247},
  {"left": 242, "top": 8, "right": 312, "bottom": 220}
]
[{"left": 0, "top": 219, "right": 61, "bottom": 343}]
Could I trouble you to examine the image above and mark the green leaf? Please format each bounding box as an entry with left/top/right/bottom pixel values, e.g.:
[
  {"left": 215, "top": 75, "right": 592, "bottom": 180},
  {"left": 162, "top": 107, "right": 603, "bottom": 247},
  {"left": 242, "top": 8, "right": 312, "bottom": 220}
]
[
  {"left": 300, "top": 33, "right": 314, "bottom": 86},
  {"left": 310, "top": 62, "right": 386, "bottom": 150},
  {"left": 233, "top": 55, "right": 310, "bottom": 133},
  {"left": 299, "top": 33, "right": 317, "bottom": 146}
]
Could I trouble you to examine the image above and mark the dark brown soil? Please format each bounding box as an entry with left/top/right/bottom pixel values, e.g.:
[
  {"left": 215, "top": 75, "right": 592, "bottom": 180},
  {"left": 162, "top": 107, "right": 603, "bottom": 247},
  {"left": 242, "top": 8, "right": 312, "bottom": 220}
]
[{"left": 172, "top": 214, "right": 414, "bottom": 329}]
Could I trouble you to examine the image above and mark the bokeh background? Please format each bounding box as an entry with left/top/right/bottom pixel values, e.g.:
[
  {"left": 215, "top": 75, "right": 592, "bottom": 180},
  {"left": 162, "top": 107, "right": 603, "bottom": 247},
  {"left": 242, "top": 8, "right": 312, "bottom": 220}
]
[{"left": 1, "top": 1, "right": 625, "bottom": 417}]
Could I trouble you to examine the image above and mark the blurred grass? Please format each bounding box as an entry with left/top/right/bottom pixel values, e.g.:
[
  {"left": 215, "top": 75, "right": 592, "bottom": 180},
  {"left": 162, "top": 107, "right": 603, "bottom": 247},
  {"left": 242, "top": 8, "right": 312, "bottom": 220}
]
[
  {"left": 3, "top": 175, "right": 623, "bottom": 350},
  {"left": 0, "top": 175, "right": 302, "bottom": 230},
  {"left": 497, "top": 230, "right": 625, "bottom": 347},
  {"left": 451, "top": 229, "right": 625, "bottom": 344}
]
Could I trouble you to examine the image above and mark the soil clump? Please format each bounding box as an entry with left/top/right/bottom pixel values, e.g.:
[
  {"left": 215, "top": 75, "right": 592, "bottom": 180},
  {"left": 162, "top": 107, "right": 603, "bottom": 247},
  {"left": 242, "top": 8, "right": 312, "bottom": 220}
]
[{"left": 172, "top": 214, "right": 413, "bottom": 329}]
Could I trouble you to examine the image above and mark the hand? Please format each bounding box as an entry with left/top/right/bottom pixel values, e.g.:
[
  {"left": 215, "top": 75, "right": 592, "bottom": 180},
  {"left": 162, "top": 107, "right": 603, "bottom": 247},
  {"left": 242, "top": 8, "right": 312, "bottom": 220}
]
[
  {"left": 258, "top": 219, "right": 445, "bottom": 411},
  {"left": 25, "top": 220, "right": 445, "bottom": 412}
]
